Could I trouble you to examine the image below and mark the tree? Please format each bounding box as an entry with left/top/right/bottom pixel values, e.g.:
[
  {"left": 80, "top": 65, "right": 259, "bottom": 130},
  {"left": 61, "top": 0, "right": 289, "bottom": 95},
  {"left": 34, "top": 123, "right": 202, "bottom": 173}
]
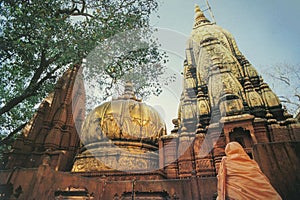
[
  {"left": 0, "top": 0, "right": 167, "bottom": 146},
  {"left": 263, "top": 63, "right": 300, "bottom": 115}
]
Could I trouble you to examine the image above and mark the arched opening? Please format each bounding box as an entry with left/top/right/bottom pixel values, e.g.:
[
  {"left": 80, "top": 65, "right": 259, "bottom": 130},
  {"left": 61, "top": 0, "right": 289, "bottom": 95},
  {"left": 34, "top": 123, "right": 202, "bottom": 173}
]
[{"left": 229, "top": 127, "right": 253, "bottom": 158}]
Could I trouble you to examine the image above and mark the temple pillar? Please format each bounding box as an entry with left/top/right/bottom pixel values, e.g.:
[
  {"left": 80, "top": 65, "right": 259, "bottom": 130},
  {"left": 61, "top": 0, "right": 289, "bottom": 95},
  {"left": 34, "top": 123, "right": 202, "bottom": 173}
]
[
  {"left": 207, "top": 123, "right": 225, "bottom": 173},
  {"left": 194, "top": 133, "right": 215, "bottom": 177},
  {"left": 177, "top": 132, "right": 195, "bottom": 178},
  {"left": 253, "top": 118, "right": 269, "bottom": 143},
  {"left": 160, "top": 134, "right": 179, "bottom": 179}
]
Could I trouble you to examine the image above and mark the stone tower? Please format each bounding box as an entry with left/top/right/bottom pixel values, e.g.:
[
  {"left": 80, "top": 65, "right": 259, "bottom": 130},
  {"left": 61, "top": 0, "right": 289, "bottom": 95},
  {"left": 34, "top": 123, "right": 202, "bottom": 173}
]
[
  {"left": 160, "top": 4, "right": 300, "bottom": 197},
  {"left": 4, "top": 65, "right": 85, "bottom": 171}
]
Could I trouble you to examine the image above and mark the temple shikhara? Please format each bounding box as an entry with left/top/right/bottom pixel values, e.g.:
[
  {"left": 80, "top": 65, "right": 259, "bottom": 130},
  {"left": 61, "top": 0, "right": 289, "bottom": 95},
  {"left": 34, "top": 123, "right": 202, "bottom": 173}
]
[{"left": 0, "top": 5, "right": 299, "bottom": 200}]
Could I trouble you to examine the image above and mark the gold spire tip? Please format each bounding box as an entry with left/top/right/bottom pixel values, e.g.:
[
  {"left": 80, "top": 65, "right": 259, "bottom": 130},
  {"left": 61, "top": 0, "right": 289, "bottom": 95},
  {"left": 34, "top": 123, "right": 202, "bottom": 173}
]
[
  {"left": 193, "top": 4, "right": 209, "bottom": 26},
  {"left": 194, "top": 4, "right": 203, "bottom": 15}
]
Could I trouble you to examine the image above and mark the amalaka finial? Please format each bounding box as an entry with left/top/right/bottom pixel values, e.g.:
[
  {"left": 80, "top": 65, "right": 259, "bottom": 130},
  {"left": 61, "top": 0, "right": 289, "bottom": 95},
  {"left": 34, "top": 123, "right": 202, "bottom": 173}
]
[
  {"left": 194, "top": 4, "right": 204, "bottom": 19},
  {"left": 195, "top": 4, "right": 201, "bottom": 13},
  {"left": 194, "top": 4, "right": 210, "bottom": 28}
]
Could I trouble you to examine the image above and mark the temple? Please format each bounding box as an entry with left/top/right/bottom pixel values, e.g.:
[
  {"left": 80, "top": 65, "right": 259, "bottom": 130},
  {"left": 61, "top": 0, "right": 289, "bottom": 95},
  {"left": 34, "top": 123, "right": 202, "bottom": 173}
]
[{"left": 0, "top": 5, "right": 299, "bottom": 200}]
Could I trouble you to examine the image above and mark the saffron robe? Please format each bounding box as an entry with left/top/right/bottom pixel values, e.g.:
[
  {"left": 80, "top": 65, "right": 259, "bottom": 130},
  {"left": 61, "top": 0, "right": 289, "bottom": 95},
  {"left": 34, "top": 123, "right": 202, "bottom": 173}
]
[{"left": 217, "top": 142, "right": 282, "bottom": 200}]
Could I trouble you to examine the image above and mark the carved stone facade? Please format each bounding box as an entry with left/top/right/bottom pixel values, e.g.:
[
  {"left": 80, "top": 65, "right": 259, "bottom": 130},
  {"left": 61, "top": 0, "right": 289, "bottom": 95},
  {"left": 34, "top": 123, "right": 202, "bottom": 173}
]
[
  {"left": 0, "top": 5, "right": 299, "bottom": 200},
  {"left": 3, "top": 65, "right": 85, "bottom": 172}
]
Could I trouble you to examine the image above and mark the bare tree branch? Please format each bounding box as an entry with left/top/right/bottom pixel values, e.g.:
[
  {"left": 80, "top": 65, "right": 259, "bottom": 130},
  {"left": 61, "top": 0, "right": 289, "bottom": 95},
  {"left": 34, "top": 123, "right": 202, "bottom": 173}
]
[
  {"left": 268, "top": 73, "right": 290, "bottom": 86},
  {"left": 264, "top": 63, "right": 300, "bottom": 114},
  {"left": 278, "top": 96, "right": 300, "bottom": 106},
  {"left": 295, "top": 94, "right": 300, "bottom": 102}
]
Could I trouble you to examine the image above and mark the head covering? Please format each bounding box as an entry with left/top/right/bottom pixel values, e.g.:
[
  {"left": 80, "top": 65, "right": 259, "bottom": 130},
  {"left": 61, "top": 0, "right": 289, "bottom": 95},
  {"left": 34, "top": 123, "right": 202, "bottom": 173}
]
[{"left": 225, "top": 141, "right": 249, "bottom": 158}]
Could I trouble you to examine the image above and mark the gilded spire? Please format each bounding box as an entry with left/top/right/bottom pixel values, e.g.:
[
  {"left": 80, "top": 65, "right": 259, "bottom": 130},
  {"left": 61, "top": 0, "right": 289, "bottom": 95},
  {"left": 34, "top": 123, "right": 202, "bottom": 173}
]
[
  {"left": 124, "top": 81, "right": 135, "bottom": 96},
  {"left": 119, "top": 81, "right": 139, "bottom": 101},
  {"left": 194, "top": 4, "right": 210, "bottom": 28}
]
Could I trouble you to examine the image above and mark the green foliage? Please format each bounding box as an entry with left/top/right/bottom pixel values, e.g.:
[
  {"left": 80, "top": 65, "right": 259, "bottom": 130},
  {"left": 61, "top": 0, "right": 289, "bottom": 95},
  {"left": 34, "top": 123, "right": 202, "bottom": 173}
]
[
  {"left": 0, "top": 0, "right": 165, "bottom": 148},
  {"left": 83, "top": 27, "right": 170, "bottom": 111}
]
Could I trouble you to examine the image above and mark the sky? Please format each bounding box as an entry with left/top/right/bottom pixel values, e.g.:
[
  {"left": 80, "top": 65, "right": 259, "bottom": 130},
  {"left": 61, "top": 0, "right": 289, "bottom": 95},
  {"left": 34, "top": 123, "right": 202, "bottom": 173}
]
[
  {"left": 152, "top": 0, "right": 300, "bottom": 65},
  {"left": 145, "top": 0, "right": 300, "bottom": 132}
]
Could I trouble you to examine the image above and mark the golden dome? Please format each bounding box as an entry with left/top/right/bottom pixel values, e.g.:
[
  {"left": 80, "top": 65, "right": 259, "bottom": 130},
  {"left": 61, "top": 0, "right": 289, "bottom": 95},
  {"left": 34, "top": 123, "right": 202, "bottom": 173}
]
[
  {"left": 80, "top": 82, "right": 166, "bottom": 146},
  {"left": 72, "top": 82, "right": 166, "bottom": 172}
]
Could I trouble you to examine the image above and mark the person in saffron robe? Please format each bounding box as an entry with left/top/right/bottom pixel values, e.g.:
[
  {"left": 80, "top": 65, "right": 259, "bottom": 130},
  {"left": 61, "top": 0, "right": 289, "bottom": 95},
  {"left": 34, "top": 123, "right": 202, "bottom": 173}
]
[{"left": 217, "top": 142, "right": 282, "bottom": 200}]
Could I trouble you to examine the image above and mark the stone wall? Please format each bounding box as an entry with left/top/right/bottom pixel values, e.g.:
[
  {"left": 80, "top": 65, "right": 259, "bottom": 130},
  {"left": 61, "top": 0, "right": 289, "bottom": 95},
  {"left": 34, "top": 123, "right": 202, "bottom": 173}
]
[
  {"left": 253, "top": 142, "right": 300, "bottom": 200},
  {"left": 0, "top": 165, "right": 217, "bottom": 200}
]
